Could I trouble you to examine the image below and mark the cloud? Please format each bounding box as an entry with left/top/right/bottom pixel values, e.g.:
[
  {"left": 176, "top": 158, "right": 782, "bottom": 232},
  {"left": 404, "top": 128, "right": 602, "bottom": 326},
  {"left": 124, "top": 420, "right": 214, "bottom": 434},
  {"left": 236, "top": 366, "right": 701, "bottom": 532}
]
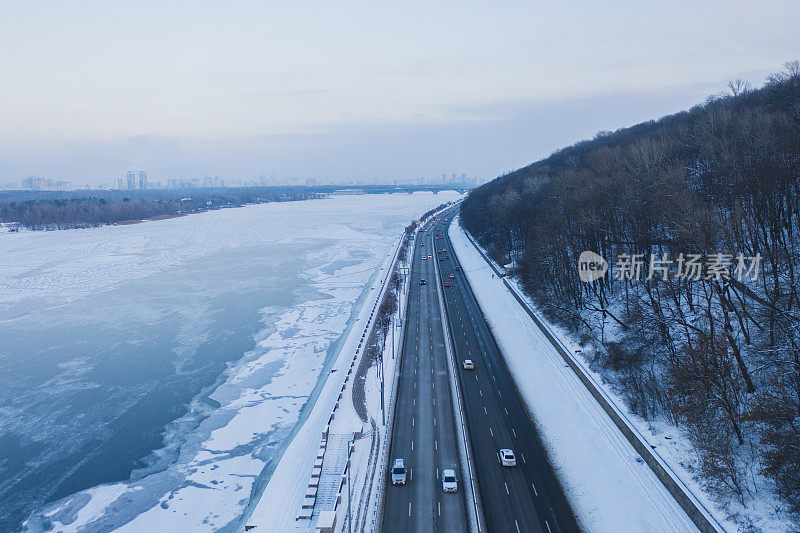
[{"left": 0, "top": 81, "right": 744, "bottom": 185}]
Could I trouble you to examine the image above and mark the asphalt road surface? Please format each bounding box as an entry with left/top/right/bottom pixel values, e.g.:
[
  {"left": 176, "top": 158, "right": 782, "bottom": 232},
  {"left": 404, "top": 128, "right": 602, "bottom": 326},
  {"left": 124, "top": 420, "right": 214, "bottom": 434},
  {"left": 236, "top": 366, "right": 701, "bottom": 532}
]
[
  {"left": 382, "top": 216, "right": 468, "bottom": 532},
  {"left": 435, "top": 209, "right": 579, "bottom": 533}
]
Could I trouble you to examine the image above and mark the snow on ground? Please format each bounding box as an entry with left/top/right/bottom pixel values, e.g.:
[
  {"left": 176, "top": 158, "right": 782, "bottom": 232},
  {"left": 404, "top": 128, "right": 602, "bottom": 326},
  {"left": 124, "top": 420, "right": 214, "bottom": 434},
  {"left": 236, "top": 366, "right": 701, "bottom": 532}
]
[
  {"left": 449, "top": 218, "right": 699, "bottom": 533},
  {"left": 499, "top": 264, "right": 793, "bottom": 532},
  {"left": 243, "top": 236, "right": 405, "bottom": 532}
]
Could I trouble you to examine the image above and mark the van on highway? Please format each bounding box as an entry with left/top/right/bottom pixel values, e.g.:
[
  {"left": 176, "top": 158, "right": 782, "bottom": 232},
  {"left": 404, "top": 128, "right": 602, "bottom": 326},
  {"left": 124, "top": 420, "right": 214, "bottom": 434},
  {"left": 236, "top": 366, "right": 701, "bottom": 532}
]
[{"left": 392, "top": 458, "right": 407, "bottom": 485}]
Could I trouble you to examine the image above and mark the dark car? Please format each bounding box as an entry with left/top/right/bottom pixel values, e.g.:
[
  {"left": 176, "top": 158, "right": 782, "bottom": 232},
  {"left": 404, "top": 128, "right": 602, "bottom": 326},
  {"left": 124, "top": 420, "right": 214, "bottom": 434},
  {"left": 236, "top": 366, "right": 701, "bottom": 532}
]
[
  {"left": 419, "top": 279, "right": 426, "bottom": 285},
  {"left": 444, "top": 281, "right": 451, "bottom": 287}
]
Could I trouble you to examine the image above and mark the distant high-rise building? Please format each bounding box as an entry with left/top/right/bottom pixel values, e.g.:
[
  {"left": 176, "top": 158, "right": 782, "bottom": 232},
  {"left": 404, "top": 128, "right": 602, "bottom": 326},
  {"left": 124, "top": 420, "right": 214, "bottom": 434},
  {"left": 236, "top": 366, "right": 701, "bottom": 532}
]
[
  {"left": 138, "top": 171, "right": 148, "bottom": 190},
  {"left": 126, "top": 171, "right": 136, "bottom": 190},
  {"left": 116, "top": 178, "right": 124, "bottom": 190},
  {"left": 22, "top": 176, "right": 71, "bottom": 191},
  {"left": 203, "top": 176, "right": 213, "bottom": 187}
]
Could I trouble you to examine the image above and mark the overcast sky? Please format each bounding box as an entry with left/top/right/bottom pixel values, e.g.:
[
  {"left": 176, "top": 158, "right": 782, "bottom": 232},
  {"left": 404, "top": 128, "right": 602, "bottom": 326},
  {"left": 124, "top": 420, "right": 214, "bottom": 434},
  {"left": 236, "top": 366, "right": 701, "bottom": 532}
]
[{"left": 1, "top": 1, "right": 798, "bottom": 184}]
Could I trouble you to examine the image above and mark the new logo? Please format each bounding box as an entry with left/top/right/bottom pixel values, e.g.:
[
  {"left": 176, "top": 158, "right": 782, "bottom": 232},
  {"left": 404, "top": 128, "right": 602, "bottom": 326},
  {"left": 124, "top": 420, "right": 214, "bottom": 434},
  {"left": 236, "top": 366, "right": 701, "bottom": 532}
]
[{"left": 578, "top": 251, "right": 608, "bottom": 282}]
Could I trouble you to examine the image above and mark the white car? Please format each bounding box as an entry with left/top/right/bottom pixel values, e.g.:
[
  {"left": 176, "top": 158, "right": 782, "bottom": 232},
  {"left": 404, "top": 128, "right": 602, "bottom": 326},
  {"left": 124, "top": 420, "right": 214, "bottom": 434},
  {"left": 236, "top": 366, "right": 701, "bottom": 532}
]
[
  {"left": 462, "top": 360, "right": 474, "bottom": 370},
  {"left": 442, "top": 469, "right": 458, "bottom": 493},
  {"left": 499, "top": 448, "right": 516, "bottom": 467}
]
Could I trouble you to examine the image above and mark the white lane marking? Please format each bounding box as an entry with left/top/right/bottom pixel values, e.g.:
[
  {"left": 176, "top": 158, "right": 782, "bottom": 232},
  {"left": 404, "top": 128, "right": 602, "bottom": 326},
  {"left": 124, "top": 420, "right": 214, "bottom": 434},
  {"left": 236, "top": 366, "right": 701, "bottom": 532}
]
[
  {"left": 435, "top": 440, "right": 438, "bottom": 450},
  {"left": 412, "top": 417, "right": 415, "bottom": 427},
  {"left": 512, "top": 428, "right": 517, "bottom": 438},
  {"left": 515, "top": 520, "right": 521, "bottom": 533},
  {"left": 489, "top": 427, "right": 493, "bottom": 437},
  {"left": 438, "top": 501, "right": 441, "bottom": 516},
  {"left": 484, "top": 406, "right": 488, "bottom": 415},
  {"left": 546, "top": 520, "right": 552, "bottom": 533},
  {"left": 531, "top": 482, "right": 538, "bottom": 496},
  {"left": 408, "top": 502, "right": 412, "bottom": 517},
  {"left": 434, "top": 417, "right": 437, "bottom": 426},
  {"left": 436, "top": 468, "right": 439, "bottom": 479},
  {"left": 411, "top": 440, "right": 414, "bottom": 451},
  {"left": 433, "top": 398, "right": 436, "bottom": 406},
  {"left": 413, "top": 398, "right": 415, "bottom": 406},
  {"left": 411, "top": 468, "right": 413, "bottom": 480},
  {"left": 521, "top": 452, "right": 527, "bottom": 464},
  {"left": 504, "top": 482, "right": 510, "bottom": 495},
  {"left": 504, "top": 407, "right": 509, "bottom": 416},
  {"left": 479, "top": 389, "right": 482, "bottom": 397}
]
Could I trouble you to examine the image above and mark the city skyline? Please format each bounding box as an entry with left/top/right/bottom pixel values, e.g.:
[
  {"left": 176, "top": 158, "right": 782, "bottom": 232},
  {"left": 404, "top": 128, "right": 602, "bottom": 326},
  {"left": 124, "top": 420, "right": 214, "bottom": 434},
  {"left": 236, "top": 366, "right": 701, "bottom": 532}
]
[{"left": 6, "top": 170, "right": 484, "bottom": 191}]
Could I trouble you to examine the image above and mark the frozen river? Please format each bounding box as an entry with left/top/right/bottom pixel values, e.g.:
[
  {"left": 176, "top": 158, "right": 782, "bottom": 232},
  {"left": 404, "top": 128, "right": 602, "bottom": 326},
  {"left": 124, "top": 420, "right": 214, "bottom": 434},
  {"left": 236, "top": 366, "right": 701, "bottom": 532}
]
[{"left": 0, "top": 192, "right": 459, "bottom": 532}]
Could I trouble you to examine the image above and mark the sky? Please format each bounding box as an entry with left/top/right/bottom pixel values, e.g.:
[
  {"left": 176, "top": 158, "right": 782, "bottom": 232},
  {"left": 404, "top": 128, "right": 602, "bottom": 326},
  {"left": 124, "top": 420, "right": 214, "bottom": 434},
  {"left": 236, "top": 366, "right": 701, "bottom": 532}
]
[{"left": 0, "top": 1, "right": 798, "bottom": 185}]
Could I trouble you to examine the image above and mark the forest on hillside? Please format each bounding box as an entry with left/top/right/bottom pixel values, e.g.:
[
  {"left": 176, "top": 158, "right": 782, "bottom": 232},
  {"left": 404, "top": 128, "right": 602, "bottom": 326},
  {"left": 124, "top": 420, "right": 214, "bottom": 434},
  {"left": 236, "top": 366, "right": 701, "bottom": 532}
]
[{"left": 460, "top": 63, "right": 800, "bottom": 519}]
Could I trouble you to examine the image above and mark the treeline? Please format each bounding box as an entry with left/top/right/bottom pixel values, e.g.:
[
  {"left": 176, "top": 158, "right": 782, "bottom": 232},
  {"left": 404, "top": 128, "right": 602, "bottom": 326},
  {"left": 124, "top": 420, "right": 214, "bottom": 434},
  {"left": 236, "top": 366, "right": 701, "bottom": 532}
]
[
  {"left": 0, "top": 187, "right": 326, "bottom": 230},
  {"left": 461, "top": 63, "right": 800, "bottom": 514}
]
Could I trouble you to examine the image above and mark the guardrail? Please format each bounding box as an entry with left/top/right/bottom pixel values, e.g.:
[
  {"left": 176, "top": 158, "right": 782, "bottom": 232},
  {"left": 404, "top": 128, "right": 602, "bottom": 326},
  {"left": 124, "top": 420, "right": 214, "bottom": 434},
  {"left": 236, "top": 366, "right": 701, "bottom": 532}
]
[
  {"left": 371, "top": 230, "right": 415, "bottom": 532},
  {"left": 432, "top": 216, "right": 484, "bottom": 533},
  {"left": 460, "top": 226, "right": 725, "bottom": 533}
]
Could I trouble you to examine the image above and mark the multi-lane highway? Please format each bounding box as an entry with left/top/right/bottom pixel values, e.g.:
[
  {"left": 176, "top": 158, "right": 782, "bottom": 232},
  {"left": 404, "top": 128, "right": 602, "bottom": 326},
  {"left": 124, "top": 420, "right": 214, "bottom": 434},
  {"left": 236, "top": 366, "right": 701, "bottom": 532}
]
[
  {"left": 382, "top": 217, "right": 468, "bottom": 532},
  {"left": 383, "top": 208, "right": 578, "bottom": 533},
  {"left": 435, "top": 209, "right": 579, "bottom": 533}
]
